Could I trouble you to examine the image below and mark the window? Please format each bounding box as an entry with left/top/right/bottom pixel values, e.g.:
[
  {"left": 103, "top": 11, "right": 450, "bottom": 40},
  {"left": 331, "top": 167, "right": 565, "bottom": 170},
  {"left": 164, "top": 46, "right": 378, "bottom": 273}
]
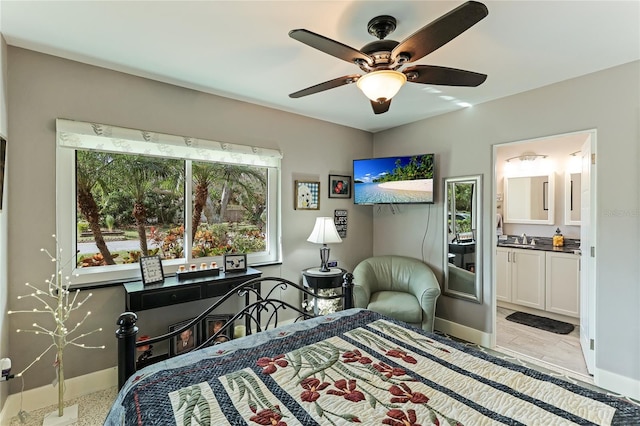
[{"left": 57, "top": 119, "right": 282, "bottom": 285}]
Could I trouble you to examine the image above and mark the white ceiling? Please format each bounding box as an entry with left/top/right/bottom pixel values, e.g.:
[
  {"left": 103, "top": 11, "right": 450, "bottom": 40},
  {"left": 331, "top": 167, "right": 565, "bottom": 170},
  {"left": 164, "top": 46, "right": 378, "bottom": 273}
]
[{"left": 1, "top": 1, "right": 639, "bottom": 133}]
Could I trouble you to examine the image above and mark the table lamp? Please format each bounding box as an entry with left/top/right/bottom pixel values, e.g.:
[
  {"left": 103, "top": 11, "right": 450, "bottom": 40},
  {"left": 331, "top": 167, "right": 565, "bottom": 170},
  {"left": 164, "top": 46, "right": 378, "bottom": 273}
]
[{"left": 307, "top": 217, "right": 342, "bottom": 272}]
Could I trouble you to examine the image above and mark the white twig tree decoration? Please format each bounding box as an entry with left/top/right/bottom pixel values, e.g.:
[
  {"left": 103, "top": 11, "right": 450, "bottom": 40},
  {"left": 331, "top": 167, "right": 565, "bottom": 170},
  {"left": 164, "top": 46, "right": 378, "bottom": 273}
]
[{"left": 8, "top": 234, "right": 105, "bottom": 419}]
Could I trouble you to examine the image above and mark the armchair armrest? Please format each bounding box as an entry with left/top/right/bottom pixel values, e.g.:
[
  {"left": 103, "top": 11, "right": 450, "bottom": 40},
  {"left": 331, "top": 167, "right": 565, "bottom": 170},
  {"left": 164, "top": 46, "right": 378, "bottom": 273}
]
[{"left": 352, "top": 263, "right": 377, "bottom": 308}]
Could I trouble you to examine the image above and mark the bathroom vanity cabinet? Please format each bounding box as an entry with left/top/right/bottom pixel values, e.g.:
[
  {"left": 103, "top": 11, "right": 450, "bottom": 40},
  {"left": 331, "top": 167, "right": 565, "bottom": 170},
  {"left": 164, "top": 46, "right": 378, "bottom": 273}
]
[
  {"left": 545, "top": 251, "right": 580, "bottom": 317},
  {"left": 496, "top": 247, "right": 579, "bottom": 318},
  {"left": 496, "top": 247, "right": 545, "bottom": 309}
]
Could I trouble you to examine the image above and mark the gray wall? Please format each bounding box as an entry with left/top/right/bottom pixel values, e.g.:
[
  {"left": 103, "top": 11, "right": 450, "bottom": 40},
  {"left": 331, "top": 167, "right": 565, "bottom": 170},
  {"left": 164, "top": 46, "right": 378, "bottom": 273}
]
[
  {"left": 373, "top": 61, "right": 640, "bottom": 384},
  {"left": 4, "top": 43, "right": 639, "bottom": 396},
  {"left": 5, "top": 47, "right": 373, "bottom": 392}
]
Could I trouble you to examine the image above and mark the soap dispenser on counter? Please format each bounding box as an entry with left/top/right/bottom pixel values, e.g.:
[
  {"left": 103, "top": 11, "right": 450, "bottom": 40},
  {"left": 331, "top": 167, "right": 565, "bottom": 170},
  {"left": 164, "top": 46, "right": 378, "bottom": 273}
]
[{"left": 553, "top": 228, "right": 564, "bottom": 247}]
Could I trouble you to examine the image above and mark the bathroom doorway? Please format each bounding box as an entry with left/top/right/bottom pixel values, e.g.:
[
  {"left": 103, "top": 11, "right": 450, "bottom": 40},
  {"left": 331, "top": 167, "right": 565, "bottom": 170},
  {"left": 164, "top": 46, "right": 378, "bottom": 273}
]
[{"left": 493, "top": 130, "right": 596, "bottom": 380}]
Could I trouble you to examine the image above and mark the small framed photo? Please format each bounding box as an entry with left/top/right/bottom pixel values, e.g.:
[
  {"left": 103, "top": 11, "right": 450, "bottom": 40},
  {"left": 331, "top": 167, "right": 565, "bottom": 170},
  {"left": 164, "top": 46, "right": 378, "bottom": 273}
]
[
  {"left": 294, "top": 180, "right": 320, "bottom": 210},
  {"left": 139, "top": 255, "right": 164, "bottom": 285},
  {"left": 223, "top": 253, "right": 247, "bottom": 273},
  {"left": 169, "top": 319, "right": 200, "bottom": 357},
  {"left": 328, "top": 175, "right": 351, "bottom": 199},
  {"left": 202, "top": 315, "right": 233, "bottom": 345}
]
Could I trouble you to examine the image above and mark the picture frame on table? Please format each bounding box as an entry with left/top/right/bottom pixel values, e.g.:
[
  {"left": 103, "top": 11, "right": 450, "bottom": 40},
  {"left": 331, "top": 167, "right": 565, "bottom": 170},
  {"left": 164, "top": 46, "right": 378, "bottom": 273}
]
[
  {"left": 139, "top": 255, "right": 164, "bottom": 285},
  {"left": 202, "top": 315, "right": 233, "bottom": 345},
  {"left": 294, "top": 180, "right": 320, "bottom": 210},
  {"left": 169, "top": 319, "right": 200, "bottom": 357},
  {"left": 223, "top": 253, "right": 247, "bottom": 273}
]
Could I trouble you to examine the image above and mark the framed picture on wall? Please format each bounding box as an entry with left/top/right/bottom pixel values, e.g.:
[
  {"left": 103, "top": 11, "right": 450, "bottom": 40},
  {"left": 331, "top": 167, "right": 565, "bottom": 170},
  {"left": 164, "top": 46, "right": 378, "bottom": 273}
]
[
  {"left": 328, "top": 175, "right": 351, "bottom": 199},
  {"left": 294, "top": 180, "right": 320, "bottom": 210}
]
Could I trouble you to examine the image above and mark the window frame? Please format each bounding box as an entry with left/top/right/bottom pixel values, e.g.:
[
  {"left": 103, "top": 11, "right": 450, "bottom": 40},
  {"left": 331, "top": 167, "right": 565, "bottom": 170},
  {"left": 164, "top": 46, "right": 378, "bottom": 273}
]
[{"left": 56, "top": 119, "right": 282, "bottom": 286}]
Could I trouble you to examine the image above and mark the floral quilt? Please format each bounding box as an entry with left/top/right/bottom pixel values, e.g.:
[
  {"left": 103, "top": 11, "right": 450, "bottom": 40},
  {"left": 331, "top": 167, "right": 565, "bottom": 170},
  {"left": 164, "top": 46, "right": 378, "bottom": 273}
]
[{"left": 105, "top": 309, "right": 639, "bottom": 425}]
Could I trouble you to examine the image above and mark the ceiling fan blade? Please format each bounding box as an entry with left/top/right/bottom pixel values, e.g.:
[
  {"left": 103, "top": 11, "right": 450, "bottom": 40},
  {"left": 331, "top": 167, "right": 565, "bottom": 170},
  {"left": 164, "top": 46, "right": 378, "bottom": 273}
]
[
  {"left": 289, "top": 74, "right": 361, "bottom": 98},
  {"left": 404, "top": 65, "right": 487, "bottom": 87},
  {"left": 391, "top": 1, "right": 488, "bottom": 63},
  {"left": 371, "top": 99, "right": 392, "bottom": 114},
  {"left": 289, "top": 29, "right": 373, "bottom": 66}
]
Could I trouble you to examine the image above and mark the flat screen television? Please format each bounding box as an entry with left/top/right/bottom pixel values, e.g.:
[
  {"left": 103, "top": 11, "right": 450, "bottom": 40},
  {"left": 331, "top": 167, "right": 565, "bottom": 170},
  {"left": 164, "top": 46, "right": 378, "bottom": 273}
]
[{"left": 353, "top": 154, "right": 435, "bottom": 205}]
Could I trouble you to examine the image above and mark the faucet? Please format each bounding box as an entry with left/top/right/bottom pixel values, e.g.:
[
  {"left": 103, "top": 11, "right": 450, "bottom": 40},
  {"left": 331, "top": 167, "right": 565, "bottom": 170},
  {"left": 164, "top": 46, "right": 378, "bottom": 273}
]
[{"left": 521, "top": 233, "right": 528, "bottom": 245}]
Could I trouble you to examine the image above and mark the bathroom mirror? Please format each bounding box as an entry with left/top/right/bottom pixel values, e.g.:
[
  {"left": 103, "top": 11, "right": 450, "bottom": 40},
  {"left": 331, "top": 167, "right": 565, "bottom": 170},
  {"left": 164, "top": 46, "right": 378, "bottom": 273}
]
[
  {"left": 503, "top": 174, "right": 554, "bottom": 224},
  {"left": 443, "top": 175, "right": 482, "bottom": 303},
  {"left": 564, "top": 172, "right": 581, "bottom": 225}
]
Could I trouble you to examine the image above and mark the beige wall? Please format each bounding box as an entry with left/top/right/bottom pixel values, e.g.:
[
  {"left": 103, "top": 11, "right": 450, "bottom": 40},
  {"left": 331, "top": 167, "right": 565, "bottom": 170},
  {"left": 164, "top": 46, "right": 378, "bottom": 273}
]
[
  {"left": 373, "top": 61, "right": 640, "bottom": 389},
  {"left": 6, "top": 47, "right": 373, "bottom": 392}
]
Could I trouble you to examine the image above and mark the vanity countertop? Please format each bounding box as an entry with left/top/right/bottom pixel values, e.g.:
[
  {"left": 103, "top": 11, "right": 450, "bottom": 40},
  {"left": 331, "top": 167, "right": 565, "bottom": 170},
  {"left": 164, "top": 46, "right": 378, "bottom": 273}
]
[{"left": 497, "top": 236, "right": 581, "bottom": 254}]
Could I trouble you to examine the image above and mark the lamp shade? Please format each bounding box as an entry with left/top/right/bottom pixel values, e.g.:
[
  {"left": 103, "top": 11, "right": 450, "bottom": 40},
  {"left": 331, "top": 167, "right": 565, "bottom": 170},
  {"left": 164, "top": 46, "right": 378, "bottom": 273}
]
[
  {"left": 307, "top": 217, "right": 342, "bottom": 244},
  {"left": 356, "top": 70, "right": 407, "bottom": 102}
]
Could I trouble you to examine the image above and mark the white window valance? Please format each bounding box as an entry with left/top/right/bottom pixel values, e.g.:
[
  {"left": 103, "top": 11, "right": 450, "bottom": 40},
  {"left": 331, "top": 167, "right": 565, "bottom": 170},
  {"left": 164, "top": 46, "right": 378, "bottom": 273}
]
[{"left": 56, "top": 119, "right": 282, "bottom": 168}]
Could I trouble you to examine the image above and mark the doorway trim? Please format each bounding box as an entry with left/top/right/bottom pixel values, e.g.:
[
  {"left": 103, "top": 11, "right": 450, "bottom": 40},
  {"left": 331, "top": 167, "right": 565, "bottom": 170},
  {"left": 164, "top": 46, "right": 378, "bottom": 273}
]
[{"left": 490, "top": 129, "right": 597, "bottom": 377}]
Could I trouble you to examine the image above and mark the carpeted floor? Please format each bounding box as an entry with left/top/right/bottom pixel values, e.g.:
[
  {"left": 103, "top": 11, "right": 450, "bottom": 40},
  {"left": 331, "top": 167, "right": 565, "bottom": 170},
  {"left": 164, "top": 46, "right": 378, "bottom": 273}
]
[{"left": 9, "top": 387, "right": 117, "bottom": 425}]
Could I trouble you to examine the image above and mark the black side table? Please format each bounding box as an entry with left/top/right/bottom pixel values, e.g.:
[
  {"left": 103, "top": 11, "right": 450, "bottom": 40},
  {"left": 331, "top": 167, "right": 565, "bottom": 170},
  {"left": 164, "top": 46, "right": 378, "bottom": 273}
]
[{"left": 302, "top": 267, "right": 346, "bottom": 315}]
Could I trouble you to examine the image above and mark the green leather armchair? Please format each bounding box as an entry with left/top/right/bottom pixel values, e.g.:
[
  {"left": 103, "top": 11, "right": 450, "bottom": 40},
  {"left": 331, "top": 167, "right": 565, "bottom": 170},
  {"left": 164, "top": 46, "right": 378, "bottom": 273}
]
[{"left": 352, "top": 255, "right": 441, "bottom": 332}]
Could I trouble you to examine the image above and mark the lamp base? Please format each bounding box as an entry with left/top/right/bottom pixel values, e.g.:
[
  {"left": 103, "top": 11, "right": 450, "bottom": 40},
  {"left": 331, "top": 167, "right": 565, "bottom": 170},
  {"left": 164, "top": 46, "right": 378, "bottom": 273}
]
[
  {"left": 42, "top": 404, "right": 78, "bottom": 426},
  {"left": 319, "top": 245, "right": 330, "bottom": 272}
]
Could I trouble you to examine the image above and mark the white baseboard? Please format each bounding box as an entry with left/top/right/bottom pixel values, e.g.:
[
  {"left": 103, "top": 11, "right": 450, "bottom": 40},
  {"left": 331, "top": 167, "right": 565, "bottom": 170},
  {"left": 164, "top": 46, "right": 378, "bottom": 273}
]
[
  {"left": 595, "top": 367, "right": 640, "bottom": 401},
  {"left": 0, "top": 367, "right": 117, "bottom": 423},
  {"left": 434, "top": 316, "right": 492, "bottom": 347}
]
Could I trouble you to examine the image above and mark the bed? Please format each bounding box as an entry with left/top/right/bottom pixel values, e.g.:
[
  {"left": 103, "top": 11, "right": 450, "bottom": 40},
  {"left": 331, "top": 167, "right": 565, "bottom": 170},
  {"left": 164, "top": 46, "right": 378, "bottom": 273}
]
[{"left": 107, "top": 275, "right": 639, "bottom": 425}]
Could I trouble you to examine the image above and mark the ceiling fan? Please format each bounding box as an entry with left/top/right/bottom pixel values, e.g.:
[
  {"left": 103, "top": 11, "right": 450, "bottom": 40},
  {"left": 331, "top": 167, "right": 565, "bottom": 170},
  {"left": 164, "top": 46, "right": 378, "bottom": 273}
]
[{"left": 288, "top": 1, "right": 488, "bottom": 114}]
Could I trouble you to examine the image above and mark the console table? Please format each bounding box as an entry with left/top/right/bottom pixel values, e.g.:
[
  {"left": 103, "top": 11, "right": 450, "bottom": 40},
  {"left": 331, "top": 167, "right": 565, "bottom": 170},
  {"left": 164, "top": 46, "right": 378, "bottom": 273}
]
[{"left": 123, "top": 267, "right": 262, "bottom": 311}]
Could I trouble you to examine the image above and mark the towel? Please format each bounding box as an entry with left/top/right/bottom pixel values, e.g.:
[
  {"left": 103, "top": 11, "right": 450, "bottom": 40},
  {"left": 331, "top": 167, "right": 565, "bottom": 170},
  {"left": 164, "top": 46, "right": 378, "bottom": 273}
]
[{"left": 496, "top": 213, "right": 503, "bottom": 235}]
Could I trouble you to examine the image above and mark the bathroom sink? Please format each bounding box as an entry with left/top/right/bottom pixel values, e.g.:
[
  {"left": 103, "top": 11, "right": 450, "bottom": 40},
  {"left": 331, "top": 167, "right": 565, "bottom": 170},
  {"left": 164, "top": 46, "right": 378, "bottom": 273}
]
[{"left": 498, "top": 242, "right": 537, "bottom": 249}]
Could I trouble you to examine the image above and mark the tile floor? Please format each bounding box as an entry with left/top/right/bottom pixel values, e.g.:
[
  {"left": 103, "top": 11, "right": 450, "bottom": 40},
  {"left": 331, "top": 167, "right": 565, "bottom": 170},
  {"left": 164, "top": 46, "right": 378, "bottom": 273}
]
[{"left": 496, "top": 306, "right": 592, "bottom": 382}]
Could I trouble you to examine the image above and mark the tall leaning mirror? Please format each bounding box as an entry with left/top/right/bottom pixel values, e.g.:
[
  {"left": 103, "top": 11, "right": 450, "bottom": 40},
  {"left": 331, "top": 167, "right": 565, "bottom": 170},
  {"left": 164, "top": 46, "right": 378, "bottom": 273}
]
[{"left": 443, "top": 175, "right": 482, "bottom": 303}]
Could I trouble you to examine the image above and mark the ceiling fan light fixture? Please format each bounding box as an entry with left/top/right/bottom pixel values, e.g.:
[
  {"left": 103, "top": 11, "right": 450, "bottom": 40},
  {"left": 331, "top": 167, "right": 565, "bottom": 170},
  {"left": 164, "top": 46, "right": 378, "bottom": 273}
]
[{"left": 356, "top": 70, "right": 407, "bottom": 102}]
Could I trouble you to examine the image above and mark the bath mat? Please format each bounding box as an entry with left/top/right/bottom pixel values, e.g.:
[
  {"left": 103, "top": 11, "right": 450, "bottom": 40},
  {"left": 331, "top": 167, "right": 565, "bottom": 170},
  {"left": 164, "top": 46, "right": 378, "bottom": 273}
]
[{"left": 506, "top": 311, "right": 575, "bottom": 334}]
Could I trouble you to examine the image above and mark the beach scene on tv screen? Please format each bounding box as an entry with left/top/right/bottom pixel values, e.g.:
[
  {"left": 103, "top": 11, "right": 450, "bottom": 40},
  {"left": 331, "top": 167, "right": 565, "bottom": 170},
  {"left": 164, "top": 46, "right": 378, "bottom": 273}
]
[{"left": 353, "top": 154, "right": 434, "bottom": 204}]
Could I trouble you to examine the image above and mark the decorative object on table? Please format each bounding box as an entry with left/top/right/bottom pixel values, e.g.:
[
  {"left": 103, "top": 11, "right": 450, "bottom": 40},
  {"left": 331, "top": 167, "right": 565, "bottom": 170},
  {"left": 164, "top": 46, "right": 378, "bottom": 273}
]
[
  {"left": 233, "top": 324, "right": 247, "bottom": 339},
  {"left": 7, "top": 234, "right": 105, "bottom": 424},
  {"left": 202, "top": 314, "right": 233, "bottom": 345},
  {"left": 139, "top": 255, "right": 164, "bottom": 285},
  {"left": 169, "top": 319, "right": 200, "bottom": 357},
  {"left": 223, "top": 253, "right": 247, "bottom": 273},
  {"left": 307, "top": 217, "right": 342, "bottom": 272},
  {"left": 333, "top": 209, "right": 348, "bottom": 238},
  {"left": 553, "top": 227, "right": 564, "bottom": 247},
  {"left": 176, "top": 263, "right": 220, "bottom": 281},
  {"left": 294, "top": 180, "right": 320, "bottom": 210},
  {"left": 328, "top": 174, "right": 351, "bottom": 198},
  {"left": 456, "top": 231, "right": 474, "bottom": 243}
]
